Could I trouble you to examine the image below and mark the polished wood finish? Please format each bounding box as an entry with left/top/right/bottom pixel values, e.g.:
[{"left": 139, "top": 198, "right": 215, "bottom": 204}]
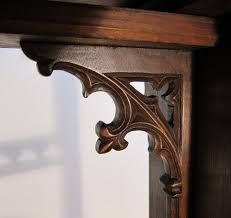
[
  {"left": 0, "top": 1, "right": 217, "bottom": 49},
  {"left": 21, "top": 43, "right": 192, "bottom": 218}
]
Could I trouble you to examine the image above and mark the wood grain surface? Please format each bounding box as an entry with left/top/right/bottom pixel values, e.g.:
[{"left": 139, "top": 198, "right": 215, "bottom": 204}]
[{"left": 0, "top": 1, "right": 218, "bottom": 48}]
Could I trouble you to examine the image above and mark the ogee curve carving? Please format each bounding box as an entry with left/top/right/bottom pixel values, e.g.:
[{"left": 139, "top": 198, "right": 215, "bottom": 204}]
[
  {"left": 38, "top": 60, "right": 182, "bottom": 198},
  {"left": 21, "top": 43, "right": 183, "bottom": 204}
]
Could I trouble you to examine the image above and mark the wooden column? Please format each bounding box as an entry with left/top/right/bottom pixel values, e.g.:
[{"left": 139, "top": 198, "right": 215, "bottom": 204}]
[{"left": 146, "top": 53, "right": 192, "bottom": 218}]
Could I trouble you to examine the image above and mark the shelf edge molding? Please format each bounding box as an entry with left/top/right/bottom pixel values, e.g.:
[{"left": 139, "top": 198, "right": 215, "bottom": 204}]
[{"left": 0, "top": 1, "right": 218, "bottom": 49}]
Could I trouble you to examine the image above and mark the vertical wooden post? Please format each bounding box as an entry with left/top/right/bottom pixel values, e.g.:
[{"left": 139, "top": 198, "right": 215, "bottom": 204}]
[{"left": 147, "top": 53, "right": 192, "bottom": 218}]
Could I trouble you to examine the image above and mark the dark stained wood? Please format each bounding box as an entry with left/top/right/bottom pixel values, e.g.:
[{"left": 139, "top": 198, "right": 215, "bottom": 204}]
[
  {"left": 0, "top": 1, "right": 217, "bottom": 48},
  {"left": 178, "top": 0, "right": 231, "bottom": 16},
  {"left": 21, "top": 43, "right": 192, "bottom": 218},
  {"left": 53, "top": 0, "right": 129, "bottom": 7},
  {"left": 135, "top": 0, "right": 193, "bottom": 12},
  {"left": 191, "top": 47, "right": 231, "bottom": 218},
  {"left": 149, "top": 154, "right": 167, "bottom": 218},
  {"left": 189, "top": 15, "right": 231, "bottom": 218},
  {"left": 146, "top": 50, "right": 192, "bottom": 218}
]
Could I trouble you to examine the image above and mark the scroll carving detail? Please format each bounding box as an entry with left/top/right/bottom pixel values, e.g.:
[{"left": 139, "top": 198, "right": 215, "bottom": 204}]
[
  {"left": 21, "top": 43, "right": 183, "bottom": 204},
  {"left": 38, "top": 60, "right": 182, "bottom": 198}
]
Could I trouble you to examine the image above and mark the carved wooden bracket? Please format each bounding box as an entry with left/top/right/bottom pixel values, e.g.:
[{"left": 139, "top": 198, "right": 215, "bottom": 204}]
[{"left": 21, "top": 42, "right": 190, "bottom": 218}]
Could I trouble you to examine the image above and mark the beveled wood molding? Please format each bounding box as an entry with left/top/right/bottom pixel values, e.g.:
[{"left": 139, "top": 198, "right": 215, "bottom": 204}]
[
  {"left": 21, "top": 42, "right": 186, "bottom": 217},
  {"left": 0, "top": 1, "right": 217, "bottom": 49}
]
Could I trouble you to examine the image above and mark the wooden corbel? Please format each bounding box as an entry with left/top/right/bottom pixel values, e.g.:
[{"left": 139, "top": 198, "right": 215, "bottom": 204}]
[{"left": 21, "top": 42, "right": 192, "bottom": 218}]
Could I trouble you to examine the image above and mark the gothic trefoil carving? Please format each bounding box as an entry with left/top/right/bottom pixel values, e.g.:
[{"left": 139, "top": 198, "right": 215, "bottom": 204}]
[{"left": 22, "top": 43, "right": 183, "bottom": 201}]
